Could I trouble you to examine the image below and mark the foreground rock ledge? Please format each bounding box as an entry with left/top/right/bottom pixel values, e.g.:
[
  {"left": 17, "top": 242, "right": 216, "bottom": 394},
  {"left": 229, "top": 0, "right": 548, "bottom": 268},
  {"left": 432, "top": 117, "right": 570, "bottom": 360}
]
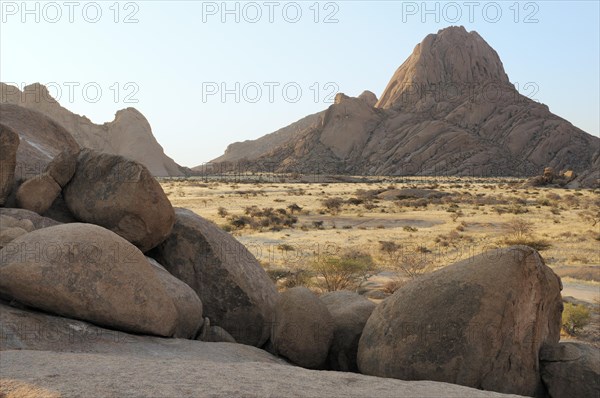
[
  {"left": 0, "top": 304, "right": 524, "bottom": 398},
  {"left": 358, "top": 246, "right": 563, "bottom": 397}
]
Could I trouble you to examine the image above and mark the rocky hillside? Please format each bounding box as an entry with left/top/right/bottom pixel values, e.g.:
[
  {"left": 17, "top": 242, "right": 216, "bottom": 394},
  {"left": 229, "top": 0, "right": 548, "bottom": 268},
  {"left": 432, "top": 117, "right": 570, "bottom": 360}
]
[
  {"left": 0, "top": 83, "right": 186, "bottom": 177},
  {"left": 207, "top": 26, "right": 599, "bottom": 183}
]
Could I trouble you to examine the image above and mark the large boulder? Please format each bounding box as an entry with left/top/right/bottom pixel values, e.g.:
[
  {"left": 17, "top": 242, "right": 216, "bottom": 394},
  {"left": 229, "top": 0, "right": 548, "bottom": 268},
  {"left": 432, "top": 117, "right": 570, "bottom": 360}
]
[
  {"left": 63, "top": 149, "right": 175, "bottom": 252},
  {"left": 0, "top": 104, "right": 80, "bottom": 181},
  {"left": 320, "top": 290, "right": 376, "bottom": 372},
  {"left": 15, "top": 173, "right": 61, "bottom": 214},
  {"left": 0, "top": 227, "right": 28, "bottom": 250},
  {"left": 150, "top": 208, "right": 279, "bottom": 347},
  {"left": 540, "top": 342, "right": 600, "bottom": 398},
  {"left": 0, "top": 124, "right": 19, "bottom": 205},
  {"left": 46, "top": 149, "right": 79, "bottom": 187},
  {"left": 272, "top": 287, "right": 334, "bottom": 369},
  {"left": 0, "top": 223, "right": 202, "bottom": 337},
  {"left": 357, "top": 246, "right": 563, "bottom": 397},
  {"left": 147, "top": 258, "right": 204, "bottom": 339}
]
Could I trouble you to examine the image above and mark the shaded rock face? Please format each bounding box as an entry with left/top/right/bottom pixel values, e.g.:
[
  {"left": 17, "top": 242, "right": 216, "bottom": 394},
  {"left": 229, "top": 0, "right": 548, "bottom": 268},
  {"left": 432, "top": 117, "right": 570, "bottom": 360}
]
[
  {"left": 150, "top": 208, "right": 279, "bottom": 347},
  {"left": 0, "top": 104, "right": 80, "bottom": 181},
  {"left": 272, "top": 287, "right": 334, "bottom": 369},
  {"left": 320, "top": 290, "right": 376, "bottom": 372},
  {"left": 147, "top": 259, "right": 204, "bottom": 339},
  {"left": 46, "top": 149, "right": 79, "bottom": 187},
  {"left": 540, "top": 342, "right": 600, "bottom": 398},
  {"left": 208, "top": 26, "right": 598, "bottom": 178},
  {"left": 197, "top": 317, "right": 237, "bottom": 343},
  {"left": 0, "top": 227, "right": 28, "bottom": 250},
  {"left": 0, "top": 207, "right": 60, "bottom": 230},
  {"left": 16, "top": 173, "right": 61, "bottom": 214},
  {"left": 0, "top": 223, "right": 200, "bottom": 337},
  {"left": 0, "top": 83, "right": 185, "bottom": 177},
  {"left": 63, "top": 149, "right": 175, "bottom": 252},
  {"left": 357, "top": 246, "right": 563, "bottom": 397},
  {"left": 0, "top": 124, "right": 19, "bottom": 205}
]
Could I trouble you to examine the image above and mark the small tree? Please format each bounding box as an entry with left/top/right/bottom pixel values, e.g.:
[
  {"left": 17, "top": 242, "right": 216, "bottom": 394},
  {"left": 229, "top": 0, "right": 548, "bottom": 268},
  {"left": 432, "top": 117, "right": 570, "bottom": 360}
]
[
  {"left": 562, "top": 303, "right": 591, "bottom": 335},
  {"left": 505, "top": 218, "right": 534, "bottom": 240},
  {"left": 379, "top": 241, "right": 430, "bottom": 279},
  {"left": 311, "top": 250, "right": 376, "bottom": 292}
]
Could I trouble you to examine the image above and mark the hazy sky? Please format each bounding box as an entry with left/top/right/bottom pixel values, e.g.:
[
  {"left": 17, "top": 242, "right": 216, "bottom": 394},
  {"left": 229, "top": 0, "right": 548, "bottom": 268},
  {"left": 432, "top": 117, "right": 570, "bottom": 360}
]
[{"left": 2, "top": 1, "right": 599, "bottom": 167}]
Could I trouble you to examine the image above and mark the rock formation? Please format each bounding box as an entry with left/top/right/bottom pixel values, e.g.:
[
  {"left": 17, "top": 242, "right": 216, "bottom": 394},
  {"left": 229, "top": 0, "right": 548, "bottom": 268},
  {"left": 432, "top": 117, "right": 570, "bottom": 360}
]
[
  {"left": 207, "top": 26, "right": 599, "bottom": 183},
  {"left": 540, "top": 342, "right": 600, "bottom": 398},
  {"left": 358, "top": 246, "right": 563, "bottom": 397},
  {"left": 63, "top": 149, "right": 175, "bottom": 252},
  {"left": 0, "top": 83, "right": 186, "bottom": 177},
  {"left": 320, "top": 290, "right": 376, "bottom": 372},
  {"left": 149, "top": 208, "right": 279, "bottom": 347},
  {"left": 0, "top": 303, "right": 523, "bottom": 398},
  {"left": 0, "top": 223, "right": 202, "bottom": 338},
  {"left": 0, "top": 124, "right": 19, "bottom": 205},
  {"left": 0, "top": 104, "right": 80, "bottom": 181},
  {"left": 271, "top": 287, "right": 334, "bottom": 369}
]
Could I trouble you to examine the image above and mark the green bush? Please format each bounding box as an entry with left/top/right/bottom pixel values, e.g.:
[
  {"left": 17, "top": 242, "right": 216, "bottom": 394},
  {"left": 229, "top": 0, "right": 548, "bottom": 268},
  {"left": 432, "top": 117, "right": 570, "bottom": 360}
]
[
  {"left": 562, "top": 302, "right": 591, "bottom": 335},
  {"left": 311, "top": 250, "right": 376, "bottom": 292}
]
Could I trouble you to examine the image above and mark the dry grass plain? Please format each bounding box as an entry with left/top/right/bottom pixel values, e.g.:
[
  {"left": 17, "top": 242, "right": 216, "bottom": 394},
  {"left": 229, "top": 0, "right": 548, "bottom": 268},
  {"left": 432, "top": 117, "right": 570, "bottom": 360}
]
[{"left": 161, "top": 176, "right": 599, "bottom": 342}]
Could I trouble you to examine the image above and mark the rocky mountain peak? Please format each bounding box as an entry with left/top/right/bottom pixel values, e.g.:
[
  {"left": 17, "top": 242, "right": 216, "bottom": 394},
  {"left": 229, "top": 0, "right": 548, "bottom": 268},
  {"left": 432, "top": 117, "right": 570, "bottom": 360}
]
[{"left": 376, "top": 26, "right": 510, "bottom": 109}]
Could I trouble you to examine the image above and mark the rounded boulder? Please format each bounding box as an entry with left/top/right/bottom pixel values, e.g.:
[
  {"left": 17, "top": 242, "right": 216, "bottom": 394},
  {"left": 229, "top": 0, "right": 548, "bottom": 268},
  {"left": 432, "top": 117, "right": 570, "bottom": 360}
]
[{"left": 63, "top": 149, "right": 175, "bottom": 252}]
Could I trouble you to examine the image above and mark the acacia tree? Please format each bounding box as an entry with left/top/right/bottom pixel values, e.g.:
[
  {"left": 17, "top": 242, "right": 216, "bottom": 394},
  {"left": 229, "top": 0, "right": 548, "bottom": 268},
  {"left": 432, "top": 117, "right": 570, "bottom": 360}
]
[
  {"left": 379, "top": 240, "right": 430, "bottom": 279},
  {"left": 311, "top": 250, "right": 376, "bottom": 292}
]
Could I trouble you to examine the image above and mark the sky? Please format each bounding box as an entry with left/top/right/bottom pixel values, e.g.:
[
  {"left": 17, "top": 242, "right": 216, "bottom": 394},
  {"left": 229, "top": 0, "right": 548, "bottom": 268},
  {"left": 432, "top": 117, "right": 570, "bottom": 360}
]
[{"left": 1, "top": 0, "right": 599, "bottom": 167}]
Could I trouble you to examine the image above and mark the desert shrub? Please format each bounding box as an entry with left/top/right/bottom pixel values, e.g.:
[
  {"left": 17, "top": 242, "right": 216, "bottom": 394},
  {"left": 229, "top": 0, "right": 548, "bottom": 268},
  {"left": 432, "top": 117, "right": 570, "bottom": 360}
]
[
  {"left": 277, "top": 268, "right": 314, "bottom": 290},
  {"left": 502, "top": 218, "right": 551, "bottom": 250},
  {"left": 220, "top": 224, "right": 234, "bottom": 233},
  {"left": 346, "top": 197, "right": 364, "bottom": 206},
  {"left": 450, "top": 210, "right": 464, "bottom": 222},
  {"left": 505, "top": 218, "right": 534, "bottom": 240},
  {"left": 287, "top": 203, "right": 302, "bottom": 214},
  {"left": 277, "top": 243, "right": 295, "bottom": 252},
  {"left": 382, "top": 279, "right": 405, "bottom": 294},
  {"left": 311, "top": 250, "right": 376, "bottom": 292},
  {"left": 562, "top": 303, "right": 591, "bottom": 335},
  {"left": 322, "top": 197, "right": 344, "bottom": 215},
  {"left": 403, "top": 226, "right": 418, "bottom": 232},
  {"left": 228, "top": 215, "right": 256, "bottom": 229},
  {"left": 312, "top": 220, "right": 324, "bottom": 229},
  {"left": 232, "top": 207, "right": 297, "bottom": 231},
  {"left": 217, "top": 207, "right": 229, "bottom": 218},
  {"left": 446, "top": 204, "right": 460, "bottom": 213}
]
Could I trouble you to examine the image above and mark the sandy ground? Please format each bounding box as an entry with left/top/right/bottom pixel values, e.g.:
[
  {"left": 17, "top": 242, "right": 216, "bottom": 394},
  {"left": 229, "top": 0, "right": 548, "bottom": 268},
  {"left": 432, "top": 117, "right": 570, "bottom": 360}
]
[{"left": 562, "top": 282, "right": 600, "bottom": 304}]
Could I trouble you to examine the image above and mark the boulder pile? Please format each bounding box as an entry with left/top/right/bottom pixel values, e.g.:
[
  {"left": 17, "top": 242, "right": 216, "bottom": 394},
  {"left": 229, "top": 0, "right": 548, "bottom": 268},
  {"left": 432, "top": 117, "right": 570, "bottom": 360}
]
[{"left": 1, "top": 129, "right": 597, "bottom": 397}]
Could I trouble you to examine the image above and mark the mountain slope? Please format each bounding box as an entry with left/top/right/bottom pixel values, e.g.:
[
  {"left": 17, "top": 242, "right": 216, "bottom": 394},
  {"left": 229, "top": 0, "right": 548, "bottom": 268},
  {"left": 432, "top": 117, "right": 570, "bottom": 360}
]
[
  {"left": 207, "top": 26, "right": 599, "bottom": 182},
  {"left": 0, "top": 83, "right": 186, "bottom": 177}
]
